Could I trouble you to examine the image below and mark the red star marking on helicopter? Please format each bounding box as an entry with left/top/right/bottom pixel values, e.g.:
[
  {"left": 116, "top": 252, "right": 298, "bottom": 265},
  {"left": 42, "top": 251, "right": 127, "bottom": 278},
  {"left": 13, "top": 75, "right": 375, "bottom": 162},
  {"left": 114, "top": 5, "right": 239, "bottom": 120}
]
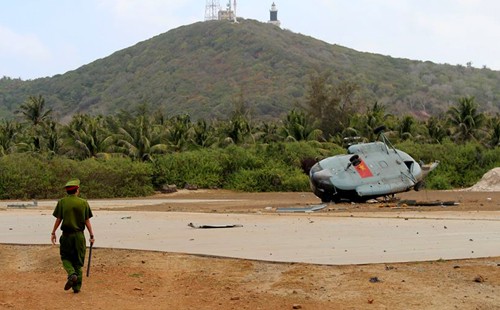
[{"left": 355, "top": 160, "right": 373, "bottom": 178}]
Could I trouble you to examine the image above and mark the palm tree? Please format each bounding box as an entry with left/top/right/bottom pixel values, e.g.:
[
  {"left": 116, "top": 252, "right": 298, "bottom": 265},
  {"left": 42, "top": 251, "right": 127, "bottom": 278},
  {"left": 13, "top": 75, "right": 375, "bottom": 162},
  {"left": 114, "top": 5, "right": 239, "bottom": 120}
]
[
  {"left": 17, "top": 95, "right": 52, "bottom": 126},
  {"left": 426, "top": 116, "right": 448, "bottom": 144},
  {"left": 350, "top": 102, "right": 391, "bottom": 141},
  {"left": 447, "top": 96, "right": 485, "bottom": 142},
  {"left": 219, "top": 114, "right": 252, "bottom": 145},
  {"left": 165, "top": 114, "right": 193, "bottom": 152},
  {"left": 253, "top": 122, "right": 281, "bottom": 143},
  {"left": 190, "top": 119, "right": 216, "bottom": 148},
  {"left": 280, "top": 109, "right": 322, "bottom": 142},
  {"left": 0, "top": 120, "right": 20, "bottom": 155},
  {"left": 44, "top": 121, "right": 63, "bottom": 156},
  {"left": 114, "top": 115, "right": 168, "bottom": 161},
  {"left": 397, "top": 115, "right": 415, "bottom": 140},
  {"left": 16, "top": 95, "right": 53, "bottom": 152},
  {"left": 63, "top": 114, "right": 114, "bottom": 159},
  {"left": 486, "top": 115, "right": 500, "bottom": 148}
]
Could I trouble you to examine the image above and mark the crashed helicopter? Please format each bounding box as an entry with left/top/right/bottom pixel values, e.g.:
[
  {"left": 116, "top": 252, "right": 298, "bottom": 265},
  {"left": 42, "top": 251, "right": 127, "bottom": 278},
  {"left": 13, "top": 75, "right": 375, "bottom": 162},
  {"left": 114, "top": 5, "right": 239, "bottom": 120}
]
[{"left": 309, "top": 127, "right": 439, "bottom": 203}]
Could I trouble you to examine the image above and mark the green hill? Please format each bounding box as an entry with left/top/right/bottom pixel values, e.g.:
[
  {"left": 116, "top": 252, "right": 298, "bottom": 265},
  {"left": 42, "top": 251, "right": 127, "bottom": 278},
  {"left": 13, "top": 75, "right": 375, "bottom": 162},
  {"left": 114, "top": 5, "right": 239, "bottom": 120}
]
[{"left": 1, "top": 19, "right": 500, "bottom": 121}]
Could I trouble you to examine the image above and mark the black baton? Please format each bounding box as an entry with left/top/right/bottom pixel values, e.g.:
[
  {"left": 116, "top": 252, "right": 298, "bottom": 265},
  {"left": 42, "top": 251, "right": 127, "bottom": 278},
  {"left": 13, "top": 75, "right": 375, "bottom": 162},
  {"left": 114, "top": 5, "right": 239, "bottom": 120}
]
[{"left": 86, "top": 242, "right": 93, "bottom": 277}]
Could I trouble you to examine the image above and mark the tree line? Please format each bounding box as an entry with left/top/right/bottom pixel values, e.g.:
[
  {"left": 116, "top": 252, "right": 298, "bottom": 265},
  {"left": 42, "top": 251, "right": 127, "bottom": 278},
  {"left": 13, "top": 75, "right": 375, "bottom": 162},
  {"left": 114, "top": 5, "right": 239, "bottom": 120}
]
[{"left": 1, "top": 81, "right": 499, "bottom": 159}]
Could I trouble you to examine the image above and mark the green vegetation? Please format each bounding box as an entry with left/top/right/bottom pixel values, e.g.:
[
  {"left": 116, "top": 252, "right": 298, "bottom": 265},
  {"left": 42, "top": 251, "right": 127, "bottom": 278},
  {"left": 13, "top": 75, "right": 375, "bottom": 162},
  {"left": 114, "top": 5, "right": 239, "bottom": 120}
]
[
  {"left": 0, "top": 91, "right": 498, "bottom": 199},
  {"left": 1, "top": 19, "right": 500, "bottom": 121},
  {"left": 0, "top": 154, "right": 153, "bottom": 199},
  {"left": 0, "top": 20, "right": 499, "bottom": 199}
]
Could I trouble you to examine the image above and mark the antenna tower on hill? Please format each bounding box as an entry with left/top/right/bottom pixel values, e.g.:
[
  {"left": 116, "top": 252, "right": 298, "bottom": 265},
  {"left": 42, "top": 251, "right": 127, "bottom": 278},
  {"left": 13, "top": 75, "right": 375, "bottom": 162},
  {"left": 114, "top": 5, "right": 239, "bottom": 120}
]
[
  {"left": 233, "top": 0, "right": 238, "bottom": 23},
  {"left": 205, "top": 0, "right": 220, "bottom": 21}
]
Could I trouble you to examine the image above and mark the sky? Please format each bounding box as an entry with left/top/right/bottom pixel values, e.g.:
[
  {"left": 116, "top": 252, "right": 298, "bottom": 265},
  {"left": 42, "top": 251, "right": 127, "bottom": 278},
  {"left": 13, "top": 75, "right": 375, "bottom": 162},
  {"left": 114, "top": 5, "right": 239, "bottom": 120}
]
[{"left": 2, "top": 0, "right": 500, "bottom": 80}]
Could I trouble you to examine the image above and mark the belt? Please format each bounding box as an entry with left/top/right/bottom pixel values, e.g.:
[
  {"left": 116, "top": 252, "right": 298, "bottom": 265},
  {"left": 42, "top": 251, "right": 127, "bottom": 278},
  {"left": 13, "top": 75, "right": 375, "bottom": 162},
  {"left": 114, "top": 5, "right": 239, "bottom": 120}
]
[{"left": 62, "top": 230, "right": 83, "bottom": 236}]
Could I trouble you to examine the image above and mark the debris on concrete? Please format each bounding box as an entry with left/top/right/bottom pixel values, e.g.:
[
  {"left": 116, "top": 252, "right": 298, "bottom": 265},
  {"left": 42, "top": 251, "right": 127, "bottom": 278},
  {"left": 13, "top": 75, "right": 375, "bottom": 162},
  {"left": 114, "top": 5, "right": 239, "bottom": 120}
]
[
  {"left": 276, "top": 204, "right": 327, "bottom": 213},
  {"left": 7, "top": 201, "right": 38, "bottom": 209},
  {"left": 397, "top": 200, "right": 458, "bottom": 207},
  {"left": 188, "top": 223, "right": 243, "bottom": 229}
]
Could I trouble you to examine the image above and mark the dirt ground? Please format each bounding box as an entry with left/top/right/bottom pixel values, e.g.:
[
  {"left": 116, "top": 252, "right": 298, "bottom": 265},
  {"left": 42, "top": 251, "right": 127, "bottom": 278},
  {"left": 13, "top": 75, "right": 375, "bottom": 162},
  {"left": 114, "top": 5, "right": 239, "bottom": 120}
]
[{"left": 1, "top": 189, "right": 499, "bottom": 310}]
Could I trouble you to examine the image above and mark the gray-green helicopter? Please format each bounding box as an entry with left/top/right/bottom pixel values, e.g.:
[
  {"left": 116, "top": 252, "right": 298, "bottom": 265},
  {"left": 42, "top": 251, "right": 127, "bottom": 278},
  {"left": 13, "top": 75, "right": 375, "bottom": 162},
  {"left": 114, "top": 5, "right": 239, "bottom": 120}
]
[{"left": 309, "top": 126, "right": 439, "bottom": 203}]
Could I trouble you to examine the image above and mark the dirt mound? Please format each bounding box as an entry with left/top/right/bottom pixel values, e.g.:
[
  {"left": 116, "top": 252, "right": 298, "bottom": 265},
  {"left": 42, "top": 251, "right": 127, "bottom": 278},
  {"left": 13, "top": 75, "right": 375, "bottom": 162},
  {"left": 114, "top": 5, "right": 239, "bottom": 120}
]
[{"left": 466, "top": 167, "right": 500, "bottom": 191}]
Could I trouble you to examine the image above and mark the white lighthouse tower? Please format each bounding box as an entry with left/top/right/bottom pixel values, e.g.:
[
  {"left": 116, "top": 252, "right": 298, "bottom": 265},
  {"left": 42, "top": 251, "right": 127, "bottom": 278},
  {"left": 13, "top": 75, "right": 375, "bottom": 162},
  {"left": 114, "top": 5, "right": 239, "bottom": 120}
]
[{"left": 268, "top": 2, "right": 281, "bottom": 27}]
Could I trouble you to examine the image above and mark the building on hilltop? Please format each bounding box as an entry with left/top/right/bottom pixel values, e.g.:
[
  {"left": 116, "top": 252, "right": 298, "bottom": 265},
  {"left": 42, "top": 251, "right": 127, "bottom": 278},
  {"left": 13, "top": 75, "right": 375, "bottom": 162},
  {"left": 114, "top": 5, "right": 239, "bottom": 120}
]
[
  {"left": 206, "top": 1, "right": 277, "bottom": 25},
  {"left": 218, "top": 1, "right": 237, "bottom": 22},
  {"left": 204, "top": 0, "right": 237, "bottom": 23},
  {"left": 268, "top": 2, "right": 281, "bottom": 27}
]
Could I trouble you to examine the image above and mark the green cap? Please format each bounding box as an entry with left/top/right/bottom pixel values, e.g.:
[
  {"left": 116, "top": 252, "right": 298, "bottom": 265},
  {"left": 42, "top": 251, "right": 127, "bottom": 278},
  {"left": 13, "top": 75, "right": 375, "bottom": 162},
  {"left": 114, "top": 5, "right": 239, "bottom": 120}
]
[{"left": 64, "top": 178, "right": 80, "bottom": 187}]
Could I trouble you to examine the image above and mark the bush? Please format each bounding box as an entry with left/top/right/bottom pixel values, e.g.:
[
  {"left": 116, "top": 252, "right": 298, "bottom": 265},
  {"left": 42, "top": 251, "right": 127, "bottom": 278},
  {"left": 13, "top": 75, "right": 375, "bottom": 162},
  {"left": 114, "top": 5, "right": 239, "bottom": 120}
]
[
  {"left": 153, "top": 144, "right": 317, "bottom": 192},
  {"left": 1, "top": 141, "right": 498, "bottom": 198},
  {"left": 153, "top": 149, "right": 226, "bottom": 189},
  {"left": 0, "top": 154, "right": 60, "bottom": 199},
  {"left": 425, "top": 173, "right": 453, "bottom": 190},
  {"left": 396, "top": 140, "right": 500, "bottom": 189},
  {"left": 258, "top": 141, "right": 344, "bottom": 167},
  {"left": 0, "top": 154, "right": 153, "bottom": 199},
  {"left": 225, "top": 161, "right": 309, "bottom": 192},
  {"left": 76, "top": 158, "right": 153, "bottom": 198}
]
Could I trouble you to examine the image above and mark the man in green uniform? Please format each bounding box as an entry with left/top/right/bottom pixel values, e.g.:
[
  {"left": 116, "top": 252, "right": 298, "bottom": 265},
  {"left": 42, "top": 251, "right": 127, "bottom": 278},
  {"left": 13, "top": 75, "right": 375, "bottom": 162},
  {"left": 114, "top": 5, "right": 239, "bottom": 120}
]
[{"left": 51, "top": 178, "right": 95, "bottom": 293}]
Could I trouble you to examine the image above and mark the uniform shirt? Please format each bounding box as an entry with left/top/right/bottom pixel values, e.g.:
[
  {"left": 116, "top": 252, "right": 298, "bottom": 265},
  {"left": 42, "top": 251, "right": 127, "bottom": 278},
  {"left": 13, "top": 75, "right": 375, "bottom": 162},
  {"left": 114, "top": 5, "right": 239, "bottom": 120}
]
[{"left": 53, "top": 195, "right": 93, "bottom": 233}]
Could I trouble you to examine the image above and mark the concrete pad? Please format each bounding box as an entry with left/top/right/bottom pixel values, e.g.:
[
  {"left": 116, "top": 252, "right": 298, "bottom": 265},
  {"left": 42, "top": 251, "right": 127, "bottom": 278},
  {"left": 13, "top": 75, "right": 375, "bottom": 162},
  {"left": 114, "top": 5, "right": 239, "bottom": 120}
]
[{"left": 1, "top": 209, "right": 499, "bottom": 265}]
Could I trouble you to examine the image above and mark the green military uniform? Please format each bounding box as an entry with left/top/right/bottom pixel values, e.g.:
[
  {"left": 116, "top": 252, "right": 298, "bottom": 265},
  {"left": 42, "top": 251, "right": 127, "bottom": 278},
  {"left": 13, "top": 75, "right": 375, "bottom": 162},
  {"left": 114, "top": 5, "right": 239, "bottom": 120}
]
[{"left": 52, "top": 181, "right": 93, "bottom": 293}]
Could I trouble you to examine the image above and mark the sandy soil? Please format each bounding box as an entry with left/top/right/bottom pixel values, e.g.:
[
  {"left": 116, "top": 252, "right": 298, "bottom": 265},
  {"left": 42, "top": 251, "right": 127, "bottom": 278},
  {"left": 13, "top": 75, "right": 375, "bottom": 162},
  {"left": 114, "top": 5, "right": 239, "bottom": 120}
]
[{"left": 1, "top": 189, "right": 499, "bottom": 310}]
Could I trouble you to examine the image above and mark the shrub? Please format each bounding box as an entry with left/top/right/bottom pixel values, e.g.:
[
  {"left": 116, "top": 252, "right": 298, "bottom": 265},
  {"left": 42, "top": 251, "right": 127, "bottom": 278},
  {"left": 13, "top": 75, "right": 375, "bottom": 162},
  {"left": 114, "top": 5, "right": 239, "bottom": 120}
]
[
  {"left": 225, "top": 161, "right": 309, "bottom": 192},
  {"left": 153, "top": 149, "right": 226, "bottom": 189},
  {"left": 76, "top": 158, "right": 153, "bottom": 198},
  {"left": 0, "top": 141, "right": 498, "bottom": 198},
  {"left": 0, "top": 155, "right": 153, "bottom": 199},
  {"left": 0, "top": 154, "right": 59, "bottom": 199}
]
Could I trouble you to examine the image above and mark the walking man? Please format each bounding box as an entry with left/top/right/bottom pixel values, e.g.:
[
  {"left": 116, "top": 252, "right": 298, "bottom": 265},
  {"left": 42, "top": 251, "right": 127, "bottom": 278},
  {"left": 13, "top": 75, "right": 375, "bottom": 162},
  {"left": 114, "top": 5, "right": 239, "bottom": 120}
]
[{"left": 51, "top": 178, "right": 95, "bottom": 293}]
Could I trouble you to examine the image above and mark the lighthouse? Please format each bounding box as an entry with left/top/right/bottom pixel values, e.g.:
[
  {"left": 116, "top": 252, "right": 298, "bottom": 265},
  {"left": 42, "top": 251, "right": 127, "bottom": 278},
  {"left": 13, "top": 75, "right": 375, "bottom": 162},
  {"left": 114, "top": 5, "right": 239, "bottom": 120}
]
[{"left": 268, "top": 2, "right": 281, "bottom": 27}]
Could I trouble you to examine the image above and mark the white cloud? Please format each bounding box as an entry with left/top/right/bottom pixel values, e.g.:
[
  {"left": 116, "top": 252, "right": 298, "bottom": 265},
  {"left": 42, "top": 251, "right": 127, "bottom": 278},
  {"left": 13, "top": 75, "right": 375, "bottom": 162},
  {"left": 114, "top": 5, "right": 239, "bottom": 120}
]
[{"left": 0, "top": 26, "right": 51, "bottom": 61}]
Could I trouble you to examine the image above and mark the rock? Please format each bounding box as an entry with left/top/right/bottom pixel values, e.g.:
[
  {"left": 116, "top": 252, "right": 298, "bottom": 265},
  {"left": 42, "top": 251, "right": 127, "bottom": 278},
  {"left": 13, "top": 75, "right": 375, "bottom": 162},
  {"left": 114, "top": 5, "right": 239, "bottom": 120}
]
[
  {"left": 184, "top": 183, "right": 198, "bottom": 190},
  {"left": 292, "top": 304, "right": 302, "bottom": 309},
  {"left": 474, "top": 275, "right": 485, "bottom": 283},
  {"left": 369, "top": 277, "right": 381, "bottom": 283},
  {"left": 160, "top": 184, "right": 177, "bottom": 193}
]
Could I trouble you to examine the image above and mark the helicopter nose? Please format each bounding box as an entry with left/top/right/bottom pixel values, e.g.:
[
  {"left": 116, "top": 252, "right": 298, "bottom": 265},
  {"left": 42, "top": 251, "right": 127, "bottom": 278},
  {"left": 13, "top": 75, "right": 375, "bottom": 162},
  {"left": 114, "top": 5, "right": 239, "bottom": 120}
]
[{"left": 311, "top": 169, "right": 333, "bottom": 185}]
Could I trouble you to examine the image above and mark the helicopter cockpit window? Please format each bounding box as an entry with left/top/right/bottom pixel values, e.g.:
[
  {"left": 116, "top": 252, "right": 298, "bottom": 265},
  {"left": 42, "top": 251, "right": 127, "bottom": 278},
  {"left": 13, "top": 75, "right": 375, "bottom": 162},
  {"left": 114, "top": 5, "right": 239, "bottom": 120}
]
[
  {"left": 379, "top": 161, "right": 388, "bottom": 168},
  {"left": 404, "top": 160, "right": 414, "bottom": 171}
]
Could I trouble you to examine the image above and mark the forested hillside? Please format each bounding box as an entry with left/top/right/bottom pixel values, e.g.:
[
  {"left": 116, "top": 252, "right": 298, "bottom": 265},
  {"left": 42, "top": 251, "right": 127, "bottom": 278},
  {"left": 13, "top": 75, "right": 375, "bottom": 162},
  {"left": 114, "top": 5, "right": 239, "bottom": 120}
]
[{"left": 1, "top": 19, "right": 500, "bottom": 122}]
